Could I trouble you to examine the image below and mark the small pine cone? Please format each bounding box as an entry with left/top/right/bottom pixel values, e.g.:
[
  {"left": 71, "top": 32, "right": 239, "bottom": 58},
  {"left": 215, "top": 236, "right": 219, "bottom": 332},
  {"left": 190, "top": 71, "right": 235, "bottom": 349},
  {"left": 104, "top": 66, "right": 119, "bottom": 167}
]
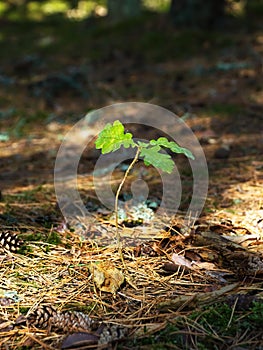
[
  {"left": 0, "top": 231, "right": 23, "bottom": 252},
  {"left": 98, "top": 324, "right": 127, "bottom": 345},
  {"left": 52, "top": 310, "right": 98, "bottom": 332},
  {"left": 27, "top": 305, "right": 57, "bottom": 329}
]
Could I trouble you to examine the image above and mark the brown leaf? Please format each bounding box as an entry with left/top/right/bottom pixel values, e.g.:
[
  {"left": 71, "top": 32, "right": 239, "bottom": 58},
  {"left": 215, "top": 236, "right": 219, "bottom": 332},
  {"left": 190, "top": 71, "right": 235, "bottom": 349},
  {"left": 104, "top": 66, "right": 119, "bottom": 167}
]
[
  {"left": 162, "top": 262, "right": 192, "bottom": 274},
  {"left": 62, "top": 332, "right": 98, "bottom": 349},
  {"left": 223, "top": 234, "right": 260, "bottom": 244},
  {"left": 90, "top": 262, "right": 124, "bottom": 294},
  {"left": 171, "top": 253, "right": 192, "bottom": 269},
  {"left": 192, "top": 261, "right": 217, "bottom": 270},
  {"left": 184, "top": 251, "right": 202, "bottom": 262}
]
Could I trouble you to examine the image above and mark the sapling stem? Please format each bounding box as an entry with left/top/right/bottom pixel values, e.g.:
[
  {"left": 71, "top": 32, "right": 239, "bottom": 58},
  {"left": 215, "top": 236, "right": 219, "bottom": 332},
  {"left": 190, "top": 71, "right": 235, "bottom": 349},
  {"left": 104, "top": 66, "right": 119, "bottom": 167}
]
[
  {"left": 95, "top": 120, "right": 194, "bottom": 262},
  {"left": 114, "top": 147, "right": 140, "bottom": 246}
]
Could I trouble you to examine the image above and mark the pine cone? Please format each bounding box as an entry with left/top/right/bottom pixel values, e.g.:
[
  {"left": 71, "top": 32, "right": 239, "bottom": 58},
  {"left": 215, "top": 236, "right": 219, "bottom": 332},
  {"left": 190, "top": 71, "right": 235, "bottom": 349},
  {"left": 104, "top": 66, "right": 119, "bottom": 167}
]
[
  {"left": 0, "top": 231, "right": 23, "bottom": 252},
  {"left": 52, "top": 310, "right": 98, "bottom": 332},
  {"left": 98, "top": 324, "right": 127, "bottom": 345},
  {"left": 27, "top": 305, "right": 57, "bottom": 329},
  {"left": 27, "top": 305, "right": 98, "bottom": 332}
]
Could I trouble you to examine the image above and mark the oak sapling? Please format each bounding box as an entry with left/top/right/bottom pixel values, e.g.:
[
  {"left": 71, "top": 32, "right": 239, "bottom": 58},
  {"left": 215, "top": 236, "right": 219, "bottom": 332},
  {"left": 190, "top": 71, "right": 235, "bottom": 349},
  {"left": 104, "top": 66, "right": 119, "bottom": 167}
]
[{"left": 95, "top": 120, "right": 194, "bottom": 244}]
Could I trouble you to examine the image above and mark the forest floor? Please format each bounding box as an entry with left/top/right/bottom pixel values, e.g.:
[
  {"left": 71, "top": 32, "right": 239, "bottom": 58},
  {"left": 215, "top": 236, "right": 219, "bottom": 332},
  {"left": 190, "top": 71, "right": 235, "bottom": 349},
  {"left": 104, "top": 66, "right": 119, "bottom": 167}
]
[{"left": 0, "top": 11, "right": 263, "bottom": 350}]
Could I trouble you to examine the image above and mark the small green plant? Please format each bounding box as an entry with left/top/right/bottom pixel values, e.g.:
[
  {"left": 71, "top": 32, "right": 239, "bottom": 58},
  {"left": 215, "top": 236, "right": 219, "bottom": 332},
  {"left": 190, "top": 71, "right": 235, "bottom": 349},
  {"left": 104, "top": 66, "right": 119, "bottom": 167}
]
[{"left": 95, "top": 120, "right": 194, "bottom": 244}]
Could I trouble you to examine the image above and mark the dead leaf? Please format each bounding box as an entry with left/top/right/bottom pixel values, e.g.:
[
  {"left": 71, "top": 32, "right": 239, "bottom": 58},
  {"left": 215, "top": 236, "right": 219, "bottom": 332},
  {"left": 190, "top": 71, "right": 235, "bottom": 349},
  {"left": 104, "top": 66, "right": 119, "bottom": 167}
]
[
  {"left": 162, "top": 262, "right": 193, "bottom": 274},
  {"left": 205, "top": 271, "right": 232, "bottom": 283},
  {"left": 223, "top": 234, "right": 260, "bottom": 244},
  {"left": 90, "top": 262, "right": 124, "bottom": 294},
  {"left": 62, "top": 332, "right": 98, "bottom": 349},
  {"left": 192, "top": 261, "right": 217, "bottom": 270},
  {"left": 170, "top": 253, "right": 218, "bottom": 273},
  {"left": 171, "top": 253, "right": 192, "bottom": 268}
]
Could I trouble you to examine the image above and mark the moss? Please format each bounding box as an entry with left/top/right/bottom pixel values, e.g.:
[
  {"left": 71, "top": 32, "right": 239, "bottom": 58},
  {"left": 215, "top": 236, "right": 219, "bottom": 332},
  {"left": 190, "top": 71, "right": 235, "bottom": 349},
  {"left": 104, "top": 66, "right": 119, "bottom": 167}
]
[
  {"left": 22, "top": 232, "right": 46, "bottom": 242},
  {"left": 4, "top": 187, "right": 44, "bottom": 203},
  {"left": 190, "top": 303, "right": 234, "bottom": 334},
  {"left": 124, "top": 301, "right": 263, "bottom": 349},
  {"left": 46, "top": 231, "right": 62, "bottom": 245},
  {"left": 247, "top": 301, "right": 263, "bottom": 327},
  {"left": 19, "top": 306, "right": 30, "bottom": 314},
  {"left": 17, "top": 244, "right": 33, "bottom": 255},
  {"left": 125, "top": 323, "right": 184, "bottom": 349},
  {"left": 63, "top": 302, "right": 97, "bottom": 313},
  {"left": 204, "top": 103, "right": 243, "bottom": 117},
  {"left": 20, "top": 231, "right": 61, "bottom": 253}
]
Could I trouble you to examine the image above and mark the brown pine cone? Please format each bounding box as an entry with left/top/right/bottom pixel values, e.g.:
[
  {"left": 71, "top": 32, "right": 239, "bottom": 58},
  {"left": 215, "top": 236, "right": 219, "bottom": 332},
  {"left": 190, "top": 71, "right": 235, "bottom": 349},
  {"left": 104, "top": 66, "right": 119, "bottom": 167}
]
[
  {"left": 0, "top": 231, "right": 23, "bottom": 252},
  {"left": 52, "top": 310, "right": 98, "bottom": 332},
  {"left": 27, "top": 305, "right": 57, "bottom": 329},
  {"left": 27, "top": 305, "right": 98, "bottom": 332}
]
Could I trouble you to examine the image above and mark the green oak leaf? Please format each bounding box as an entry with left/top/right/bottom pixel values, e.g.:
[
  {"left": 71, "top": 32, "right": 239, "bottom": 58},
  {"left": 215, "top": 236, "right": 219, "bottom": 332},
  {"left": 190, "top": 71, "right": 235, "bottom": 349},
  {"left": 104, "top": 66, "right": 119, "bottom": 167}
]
[
  {"left": 137, "top": 141, "right": 149, "bottom": 148},
  {"left": 140, "top": 145, "right": 175, "bottom": 173},
  {"left": 95, "top": 120, "right": 136, "bottom": 154},
  {"left": 150, "top": 137, "right": 195, "bottom": 160}
]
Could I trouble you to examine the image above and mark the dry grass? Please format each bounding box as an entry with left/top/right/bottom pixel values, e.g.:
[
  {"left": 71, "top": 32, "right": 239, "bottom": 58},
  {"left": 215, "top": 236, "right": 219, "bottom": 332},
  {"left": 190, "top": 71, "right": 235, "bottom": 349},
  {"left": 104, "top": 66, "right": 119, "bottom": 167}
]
[{"left": 1, "top": 211, "right": 263, "bottom": 349}]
